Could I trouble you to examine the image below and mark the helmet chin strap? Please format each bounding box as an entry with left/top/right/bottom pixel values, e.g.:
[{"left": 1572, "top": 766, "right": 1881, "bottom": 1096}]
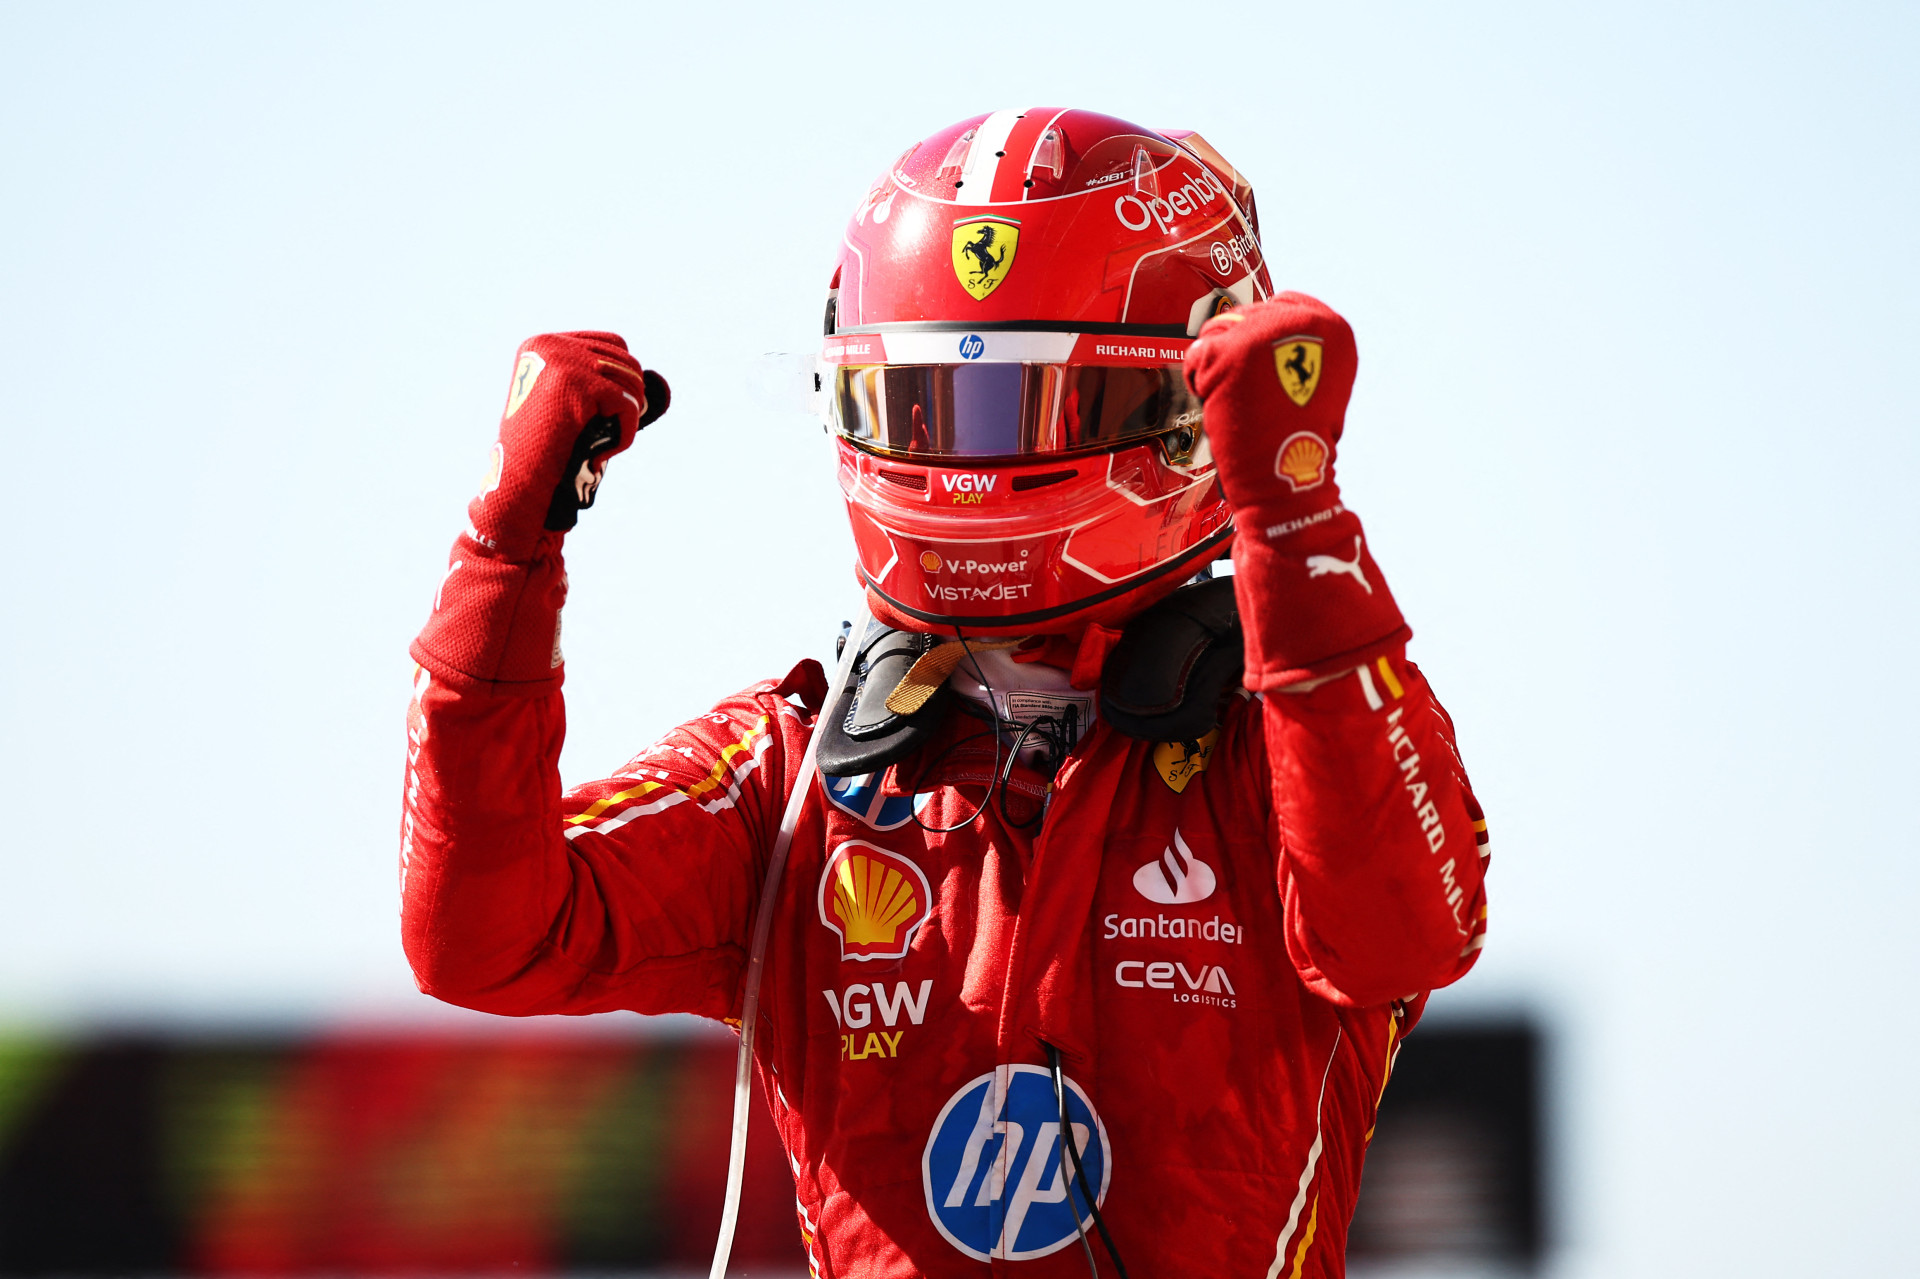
[
  {"left": 709, "top": 603, "right": 869, "bottom": 1279},
  {"left": 882, "top": 637, "right": 1021, "bottom": 715}
]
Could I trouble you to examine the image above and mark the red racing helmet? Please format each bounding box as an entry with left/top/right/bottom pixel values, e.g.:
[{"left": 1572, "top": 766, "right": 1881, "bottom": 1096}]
[{"left": 822, "top": 108, "right": 1274, "bottom": 635}]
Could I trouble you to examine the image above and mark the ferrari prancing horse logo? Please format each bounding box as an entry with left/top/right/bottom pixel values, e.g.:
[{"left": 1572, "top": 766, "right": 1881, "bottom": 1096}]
[
  {"left": 1273, "top": 337, "right": 1323, "bottom": 407},
  {"left": 505, "top": 351, "right": 546, "bottom": 418},
  {"left": 1152, "top": 728, "right": 1220, "bottom": 794},
  {"left": 951, "top": 217, "right": 1020, "bottom": 301}
]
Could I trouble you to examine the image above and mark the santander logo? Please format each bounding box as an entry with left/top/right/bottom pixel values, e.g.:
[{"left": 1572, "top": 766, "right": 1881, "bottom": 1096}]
[{"left": 1132, "top": 829, "right": 1217, "bottom": 905}]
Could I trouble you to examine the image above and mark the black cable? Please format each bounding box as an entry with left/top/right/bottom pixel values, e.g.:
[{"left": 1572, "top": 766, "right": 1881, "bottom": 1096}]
[
  {"left": 906, "top": 633, "right": 1007, "bottom": 835},
  {"left": 963, "top": 633, "right": 1076, "bottom": 830},
  {"left": 837, "top": 622, "right": 990, "bottom": 835},
  {"left": 993, "top": 717, "right": 1053, "bottom": 830},
  {"left": 1017, "top": 703, "right": 1078, "bottom": 826},
  {"left": 909, "top": 632, "right": 1022, "bottom": 834},
  {"left": 1048, "top": 1044, "right": 1101, "bottom": 1279},
  {"left": 904, "top": 722, "right": 1006, "bottom": 835},
  {"left": 847, "top": 625, "right": 1002, "bottom": 834},
  {"left": 903, "top": 631, "right": 1079, "bottom": 835},
  {"left": 1047, "top": 1044, "right": 1130, "bottom": 1279}
]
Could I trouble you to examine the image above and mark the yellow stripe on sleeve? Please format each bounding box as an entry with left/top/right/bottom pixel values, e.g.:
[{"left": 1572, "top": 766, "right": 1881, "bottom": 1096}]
[
  {"left": 566, "top": 715, "right": 773, "bottom": 824},
  {"left": 565, "top": 780, "right": 667, "bottom": 825},
  {"left": 1374, "top": 655, "right": 1405, "bottom": 699},
  {"left": 683, "top": 716, "right": 771, "bottom": 801}
]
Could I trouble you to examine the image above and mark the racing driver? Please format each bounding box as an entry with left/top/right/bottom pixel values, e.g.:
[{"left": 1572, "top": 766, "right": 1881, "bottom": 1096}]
[{"left": 401, "top": 108, "right": 1490, "bottom": 1278}]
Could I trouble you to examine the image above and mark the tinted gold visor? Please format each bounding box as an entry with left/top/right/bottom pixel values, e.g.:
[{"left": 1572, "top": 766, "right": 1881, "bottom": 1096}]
[{"left": 830, "top": 363, "right": 1200, "bottom": 460}]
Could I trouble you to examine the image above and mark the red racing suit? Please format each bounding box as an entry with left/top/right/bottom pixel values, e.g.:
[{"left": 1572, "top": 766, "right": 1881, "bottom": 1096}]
[{"left": 400, "top": 577, "right": 1489, "bottom": 1277}]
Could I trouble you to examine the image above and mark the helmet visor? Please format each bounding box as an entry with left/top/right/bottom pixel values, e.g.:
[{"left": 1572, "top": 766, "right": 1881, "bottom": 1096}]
[{"left": 830, "top": 363, "right": 1200, "bottom": 460}]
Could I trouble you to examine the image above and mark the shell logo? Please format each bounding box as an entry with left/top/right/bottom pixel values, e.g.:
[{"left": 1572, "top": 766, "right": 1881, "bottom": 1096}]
[
  {"left": 1274, "top": 430, "right": 1329, "bottom": 492},
  {"left": 817, "top": 840, "right": 933, "bottom": 962},
  {"left": 920, "top": 551, "right": 944, "bottom": 572}
]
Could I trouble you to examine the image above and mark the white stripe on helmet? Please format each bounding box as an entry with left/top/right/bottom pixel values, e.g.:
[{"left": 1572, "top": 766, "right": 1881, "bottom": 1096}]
[{"left": 959, "top": 108, "right": 1029, "bottom": 191}]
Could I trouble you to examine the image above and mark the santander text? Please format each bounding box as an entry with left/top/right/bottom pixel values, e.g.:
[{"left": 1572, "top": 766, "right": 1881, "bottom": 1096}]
[{"left": 1102, "top": 913, "right": 1243, "bottom": 944}]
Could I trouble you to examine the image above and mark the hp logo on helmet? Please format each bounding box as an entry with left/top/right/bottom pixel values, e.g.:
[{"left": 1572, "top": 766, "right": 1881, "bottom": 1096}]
[
  {"left": 958, "top": 334, "right": 986, "bottom": 360},
  {"left": 922, "top": 1064, "right": 1111, "bottom": 1261}
]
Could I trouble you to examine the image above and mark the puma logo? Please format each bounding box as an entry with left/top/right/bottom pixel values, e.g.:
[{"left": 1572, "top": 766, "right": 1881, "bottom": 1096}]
[{"left": 1305, "top": 536, "right": 1372, "bottom": 594}]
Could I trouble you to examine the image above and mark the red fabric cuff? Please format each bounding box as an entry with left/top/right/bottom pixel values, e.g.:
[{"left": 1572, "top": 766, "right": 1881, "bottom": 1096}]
[{"left": 410, "top": 536, "right": 568, "bottom": 697}]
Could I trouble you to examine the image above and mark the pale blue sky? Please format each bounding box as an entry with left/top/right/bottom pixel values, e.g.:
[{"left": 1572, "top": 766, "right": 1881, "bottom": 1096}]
[{"left": 2, "top": 3, "right": 1916, "bottom": 1274}]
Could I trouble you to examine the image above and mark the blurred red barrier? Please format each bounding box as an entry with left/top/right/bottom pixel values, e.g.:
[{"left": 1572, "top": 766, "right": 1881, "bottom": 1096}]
[{"left": 0, "top": 1032, "right": 805, "bottom": 1275}]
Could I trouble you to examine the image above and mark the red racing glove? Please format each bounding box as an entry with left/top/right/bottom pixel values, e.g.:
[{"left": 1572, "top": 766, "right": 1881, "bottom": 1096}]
[
  {"left": 412, "top": 332, "right": 669, "bottom": 693},
  {"left": 1185, "top": 293, "right": 1410, "bottom": 689}
]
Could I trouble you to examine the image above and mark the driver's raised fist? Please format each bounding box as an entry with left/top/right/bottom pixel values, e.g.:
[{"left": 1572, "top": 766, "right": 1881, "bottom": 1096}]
[
  {"left": 470, "top": 332, "right": 670, "bottom": 560},
  {"left": 1184, "top": 294, "right": 1408, "bottom": 685}
]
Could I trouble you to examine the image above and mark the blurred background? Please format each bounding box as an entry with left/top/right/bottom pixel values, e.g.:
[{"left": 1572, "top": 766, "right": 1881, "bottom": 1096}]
[{"left": 1, "top": 2, "right": 1915, "bottom": 1275}]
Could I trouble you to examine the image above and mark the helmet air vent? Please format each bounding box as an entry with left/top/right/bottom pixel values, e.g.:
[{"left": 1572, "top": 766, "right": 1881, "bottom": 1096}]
[
  {"left": 877, "top": 469, "right": 928, "bottom": 492},
  {"left": 1132, "top": 145, "right": 1160, "bottom": 198},
  {"left": 1027, "top": 128, "right": 1065, "bottom": 181},
  {"left": 1010, "top": 468, "right": 1078, "bottom": 492},
  {"left": 937, "top": 129, "right": 977, "bottom": 185}
]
